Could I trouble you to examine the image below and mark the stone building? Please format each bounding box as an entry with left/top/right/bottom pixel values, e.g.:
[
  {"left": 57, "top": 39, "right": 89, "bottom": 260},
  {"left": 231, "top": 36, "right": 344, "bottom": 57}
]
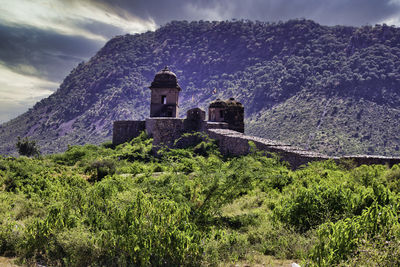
[
  {"left": 208, "top": 99, "right": 227, "bottom": 122},
  {"left": 112, "top": 120, "right": 145, "bottom": 145},
  {"left": 149, "top": 66, "right": 181, "bottom": 117},
  {"left": 209, "top": 98, "right": 244, "bottom": 133},
  {"left": 184, "top": 108, "right": 206, "bottom": 132},
  {"left": 112, "top": 67, "right": 244, "bottom": 147}
]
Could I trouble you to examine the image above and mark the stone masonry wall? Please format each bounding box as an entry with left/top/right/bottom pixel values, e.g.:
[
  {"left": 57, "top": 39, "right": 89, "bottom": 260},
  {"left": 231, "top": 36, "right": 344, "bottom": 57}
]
[
  {"left": 113, "top": 121, "right": 145, "bottom": 145},
  {"left": 340, "top": 155, "right": 400, "bottom": 167},
  {"left": 207, "top": 128, "right": 400, "bottom": 169},
  {"left": 146, "top": 118, "right": 184, "bottom": 148}
]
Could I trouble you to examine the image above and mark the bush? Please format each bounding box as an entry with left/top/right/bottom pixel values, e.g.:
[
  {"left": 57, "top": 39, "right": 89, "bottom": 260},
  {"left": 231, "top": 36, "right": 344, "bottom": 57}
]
[
  {"left": 16, "top": 137, "right": 40, "bottom": 157},
  {"left": 116, "top": 132, "right": 153, "bottom": 162},
  {"left": 384, "top": 165, "right": 400, "bottom": 193},
  {"left": 309, "top": 204, "right": 399, "bottom": 266},
  {"left": 51, "top": 144, "right": 111, "bottom": 166},
  {"left": 174, "top": 132, "right": 219, "bottom": 156},
  {"left": 86, "top": 159, "right": 116, "bottom": 182},
  {"left": 275, "top": 183, "right": 353, "bottom": 232}
]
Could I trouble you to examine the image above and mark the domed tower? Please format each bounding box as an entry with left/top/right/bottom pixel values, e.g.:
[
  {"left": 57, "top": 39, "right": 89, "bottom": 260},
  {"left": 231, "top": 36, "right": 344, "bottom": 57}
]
[
  {"left": 149, "top": 66, "right": 181, "bottom": 117},
  {"left": 208, "top": 99, "right": 227, "bottom": 122},
  {"left": 208, "top": 97, "right": 244, "bottom": 133}
]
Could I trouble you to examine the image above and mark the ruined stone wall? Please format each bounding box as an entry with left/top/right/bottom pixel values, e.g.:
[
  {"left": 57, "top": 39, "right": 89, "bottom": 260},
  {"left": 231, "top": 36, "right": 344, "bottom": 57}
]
[
  {"left": 340, "top": 155, "right": 400, "bottom": 167},
  {"left": 112, "top": 118, "right": 400, "bottom": 169},
  {"left": 183, "top": 108, "right": 206, "bottom": 132},
  {"left": 145, "top": 116, "right": 232, "bottom": 149},
  {"left": 205, "top": 121, "right": 229, "bottom": 130},
  {"left": 112, "top": 121, "right": 146, "bottom": 145},
  {"left": 207, "top": 129, "right": 329, "bottom": 168},
  {"left": 207, "top": 128, "right": 400, "bottom": 169},
  {"left": 146, "top": 118, "right": 184, "bottom": 147}
]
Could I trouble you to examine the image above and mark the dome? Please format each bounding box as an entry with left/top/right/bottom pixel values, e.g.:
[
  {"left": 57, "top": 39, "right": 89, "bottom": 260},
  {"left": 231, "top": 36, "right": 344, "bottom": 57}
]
[
  {"left": 149, "top": 66, "right": 181, "bottom": 90},
  {"left": 209, "top": 98, "right": 228, "bottom": 108},
  {"left": 209, "top": 98, "right": 243, "bottom": 108},
  {"left": 226, "top": 97, "right": 243, "bottom": 107}
]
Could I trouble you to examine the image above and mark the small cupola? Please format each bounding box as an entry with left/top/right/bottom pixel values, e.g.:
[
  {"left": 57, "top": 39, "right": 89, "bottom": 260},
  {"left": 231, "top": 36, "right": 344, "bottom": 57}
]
[
  {"left": 149, "top": 66, "right": 181, "bottom": 90},
  {"left": 208, "top": 97, "right": 244, "bottom": 133},
  {"left": 208, "top": 98, "right": 227, "bottom": 122}
]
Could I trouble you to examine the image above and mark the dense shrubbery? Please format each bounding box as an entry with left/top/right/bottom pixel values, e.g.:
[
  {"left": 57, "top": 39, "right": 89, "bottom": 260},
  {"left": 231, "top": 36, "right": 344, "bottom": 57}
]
[{"left": 1, "top": 133, "right": 400, "bottom": 266}]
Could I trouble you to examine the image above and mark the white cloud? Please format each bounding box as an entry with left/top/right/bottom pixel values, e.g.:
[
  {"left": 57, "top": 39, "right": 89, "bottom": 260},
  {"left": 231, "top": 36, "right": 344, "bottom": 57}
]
[
  {"left": 183, "top": 2, "right": 231, "bottom": 21},
  {"left": 381, "top": 17, "right": 400, "bottom": 25},
  {"left": 379, "top": 0, "right": 400, "bottom": 25},
  {"left": 0, "top": 63, "right": 57, "bottom": 123},
  {"left": 0, "top": 0, "right": 156, "bottom": 40},
  {"left": 0, "top": 101, "right": 30, "bottom": 124},
  {"left": 0, "top": 0, "right": 157, "bottom": 123}
]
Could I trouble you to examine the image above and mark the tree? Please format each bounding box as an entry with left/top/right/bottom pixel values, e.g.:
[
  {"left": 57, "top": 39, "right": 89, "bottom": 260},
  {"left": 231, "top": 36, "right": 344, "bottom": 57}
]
[{"left": 16, "top": 137, "right": 41, "bottom": 157}]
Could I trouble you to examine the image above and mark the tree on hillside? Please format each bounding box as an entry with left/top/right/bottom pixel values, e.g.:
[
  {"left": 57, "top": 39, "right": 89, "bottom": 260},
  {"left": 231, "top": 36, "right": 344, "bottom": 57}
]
[{"left": 16, "top": 137, "right": 41, "bottom": 157}]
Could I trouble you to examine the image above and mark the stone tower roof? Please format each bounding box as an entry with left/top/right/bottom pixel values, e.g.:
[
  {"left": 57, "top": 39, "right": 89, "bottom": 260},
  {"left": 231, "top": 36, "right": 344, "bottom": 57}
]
[
  {"left": 209, "top": 98, "right": 243, "bottom": 108},
  {"left": 149, "top": 66, "right": 181, "bottom": 90},
  {"left": 226, "top": 97, "right": 243, "bottom": 107},
  {"left": 209, "top": 98, "right": 228, "bottom": 108}
]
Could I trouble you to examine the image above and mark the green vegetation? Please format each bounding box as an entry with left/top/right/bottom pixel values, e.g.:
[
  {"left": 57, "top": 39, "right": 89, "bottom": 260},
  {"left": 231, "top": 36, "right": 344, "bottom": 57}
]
[
  {"left": 1, "top": 133, "right": 400, "bottom": 266},
  {"left": 15, "top": 137, "right": 40, "bottom": 158},
  {"left": 1, "top": 19, "right": 400, "bottom": 156}
]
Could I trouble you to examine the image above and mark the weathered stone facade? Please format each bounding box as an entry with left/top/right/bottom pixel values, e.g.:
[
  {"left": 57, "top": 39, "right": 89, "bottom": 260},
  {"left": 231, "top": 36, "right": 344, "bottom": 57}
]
[
  {"left": 183, "top": 108, "right": 206, "bottom": 132},
  {"left": 224, "top": 98, "right": 245, "bottom": 133},
  {"left": 112, "top": 121, "right": 145, "bottom": 145},
  {"left": 209, "top": 98, "right": 244, "bottom": 133},
  {"left": 208, "top": 99, "right": 227, "bottom": 122},
  {"left": 145, "top": 118, "right": 184, "bottom": 147}
]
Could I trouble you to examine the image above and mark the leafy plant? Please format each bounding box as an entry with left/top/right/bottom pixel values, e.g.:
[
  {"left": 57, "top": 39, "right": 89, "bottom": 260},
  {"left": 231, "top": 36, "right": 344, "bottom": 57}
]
[
  {"left": 16, "top": 137, "right": 40, "bottom": 157},
  {"left": 310, "top": 203, "right": 399, "bottom": 266},
  {"left": 85, "top": 158, "right": 116, "bottom": 182}
]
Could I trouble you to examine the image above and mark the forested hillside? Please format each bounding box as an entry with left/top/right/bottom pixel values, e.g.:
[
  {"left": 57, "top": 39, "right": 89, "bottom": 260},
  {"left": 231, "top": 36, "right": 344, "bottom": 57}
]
[
  {"left": 1, "top": 135, "right": 400, "bottom": 266},
  {"left": 1, "top": 19, "right": 400, "bottom": 155}
]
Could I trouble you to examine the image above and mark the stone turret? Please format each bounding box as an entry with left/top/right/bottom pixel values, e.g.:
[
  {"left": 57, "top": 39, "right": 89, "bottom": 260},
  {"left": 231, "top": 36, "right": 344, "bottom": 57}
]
[
  {"left": 149, "top": 66, "right": 181, "bottom": 117},
  {"left": 208, "top": 98, "right": 227, "bottom": 122},
  {"left": 208, "top": 97, "right": 244, "bottom": 133},
  {"left": 224, "top": 98, "right": 244, "bottom": 133}
]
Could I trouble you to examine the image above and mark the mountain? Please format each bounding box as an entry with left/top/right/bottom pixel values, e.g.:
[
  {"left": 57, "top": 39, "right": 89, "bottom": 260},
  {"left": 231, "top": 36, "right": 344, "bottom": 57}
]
[{"left": 1, "top": 19, "right": 400, "bottom": 156}]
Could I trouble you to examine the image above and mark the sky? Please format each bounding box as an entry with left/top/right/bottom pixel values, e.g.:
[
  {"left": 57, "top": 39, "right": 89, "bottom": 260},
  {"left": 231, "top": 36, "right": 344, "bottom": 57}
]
[{"left": 1, "top": 0, "right": 400, "bottom": 123}]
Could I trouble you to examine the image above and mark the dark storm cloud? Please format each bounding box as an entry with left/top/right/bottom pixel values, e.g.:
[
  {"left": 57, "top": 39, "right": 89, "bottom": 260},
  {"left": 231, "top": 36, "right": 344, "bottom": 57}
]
[
  {"left": 86, "top": 0, "right": 400, "bottom": 26},
  {"left": 0, "top": 24, "right": 103, "bottom": 82}
]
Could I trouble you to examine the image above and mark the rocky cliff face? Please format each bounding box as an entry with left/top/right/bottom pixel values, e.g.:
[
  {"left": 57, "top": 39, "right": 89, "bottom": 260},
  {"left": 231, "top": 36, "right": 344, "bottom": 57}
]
[{"left": 1, "top": 19, "right": 400, "bottom": 156}]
